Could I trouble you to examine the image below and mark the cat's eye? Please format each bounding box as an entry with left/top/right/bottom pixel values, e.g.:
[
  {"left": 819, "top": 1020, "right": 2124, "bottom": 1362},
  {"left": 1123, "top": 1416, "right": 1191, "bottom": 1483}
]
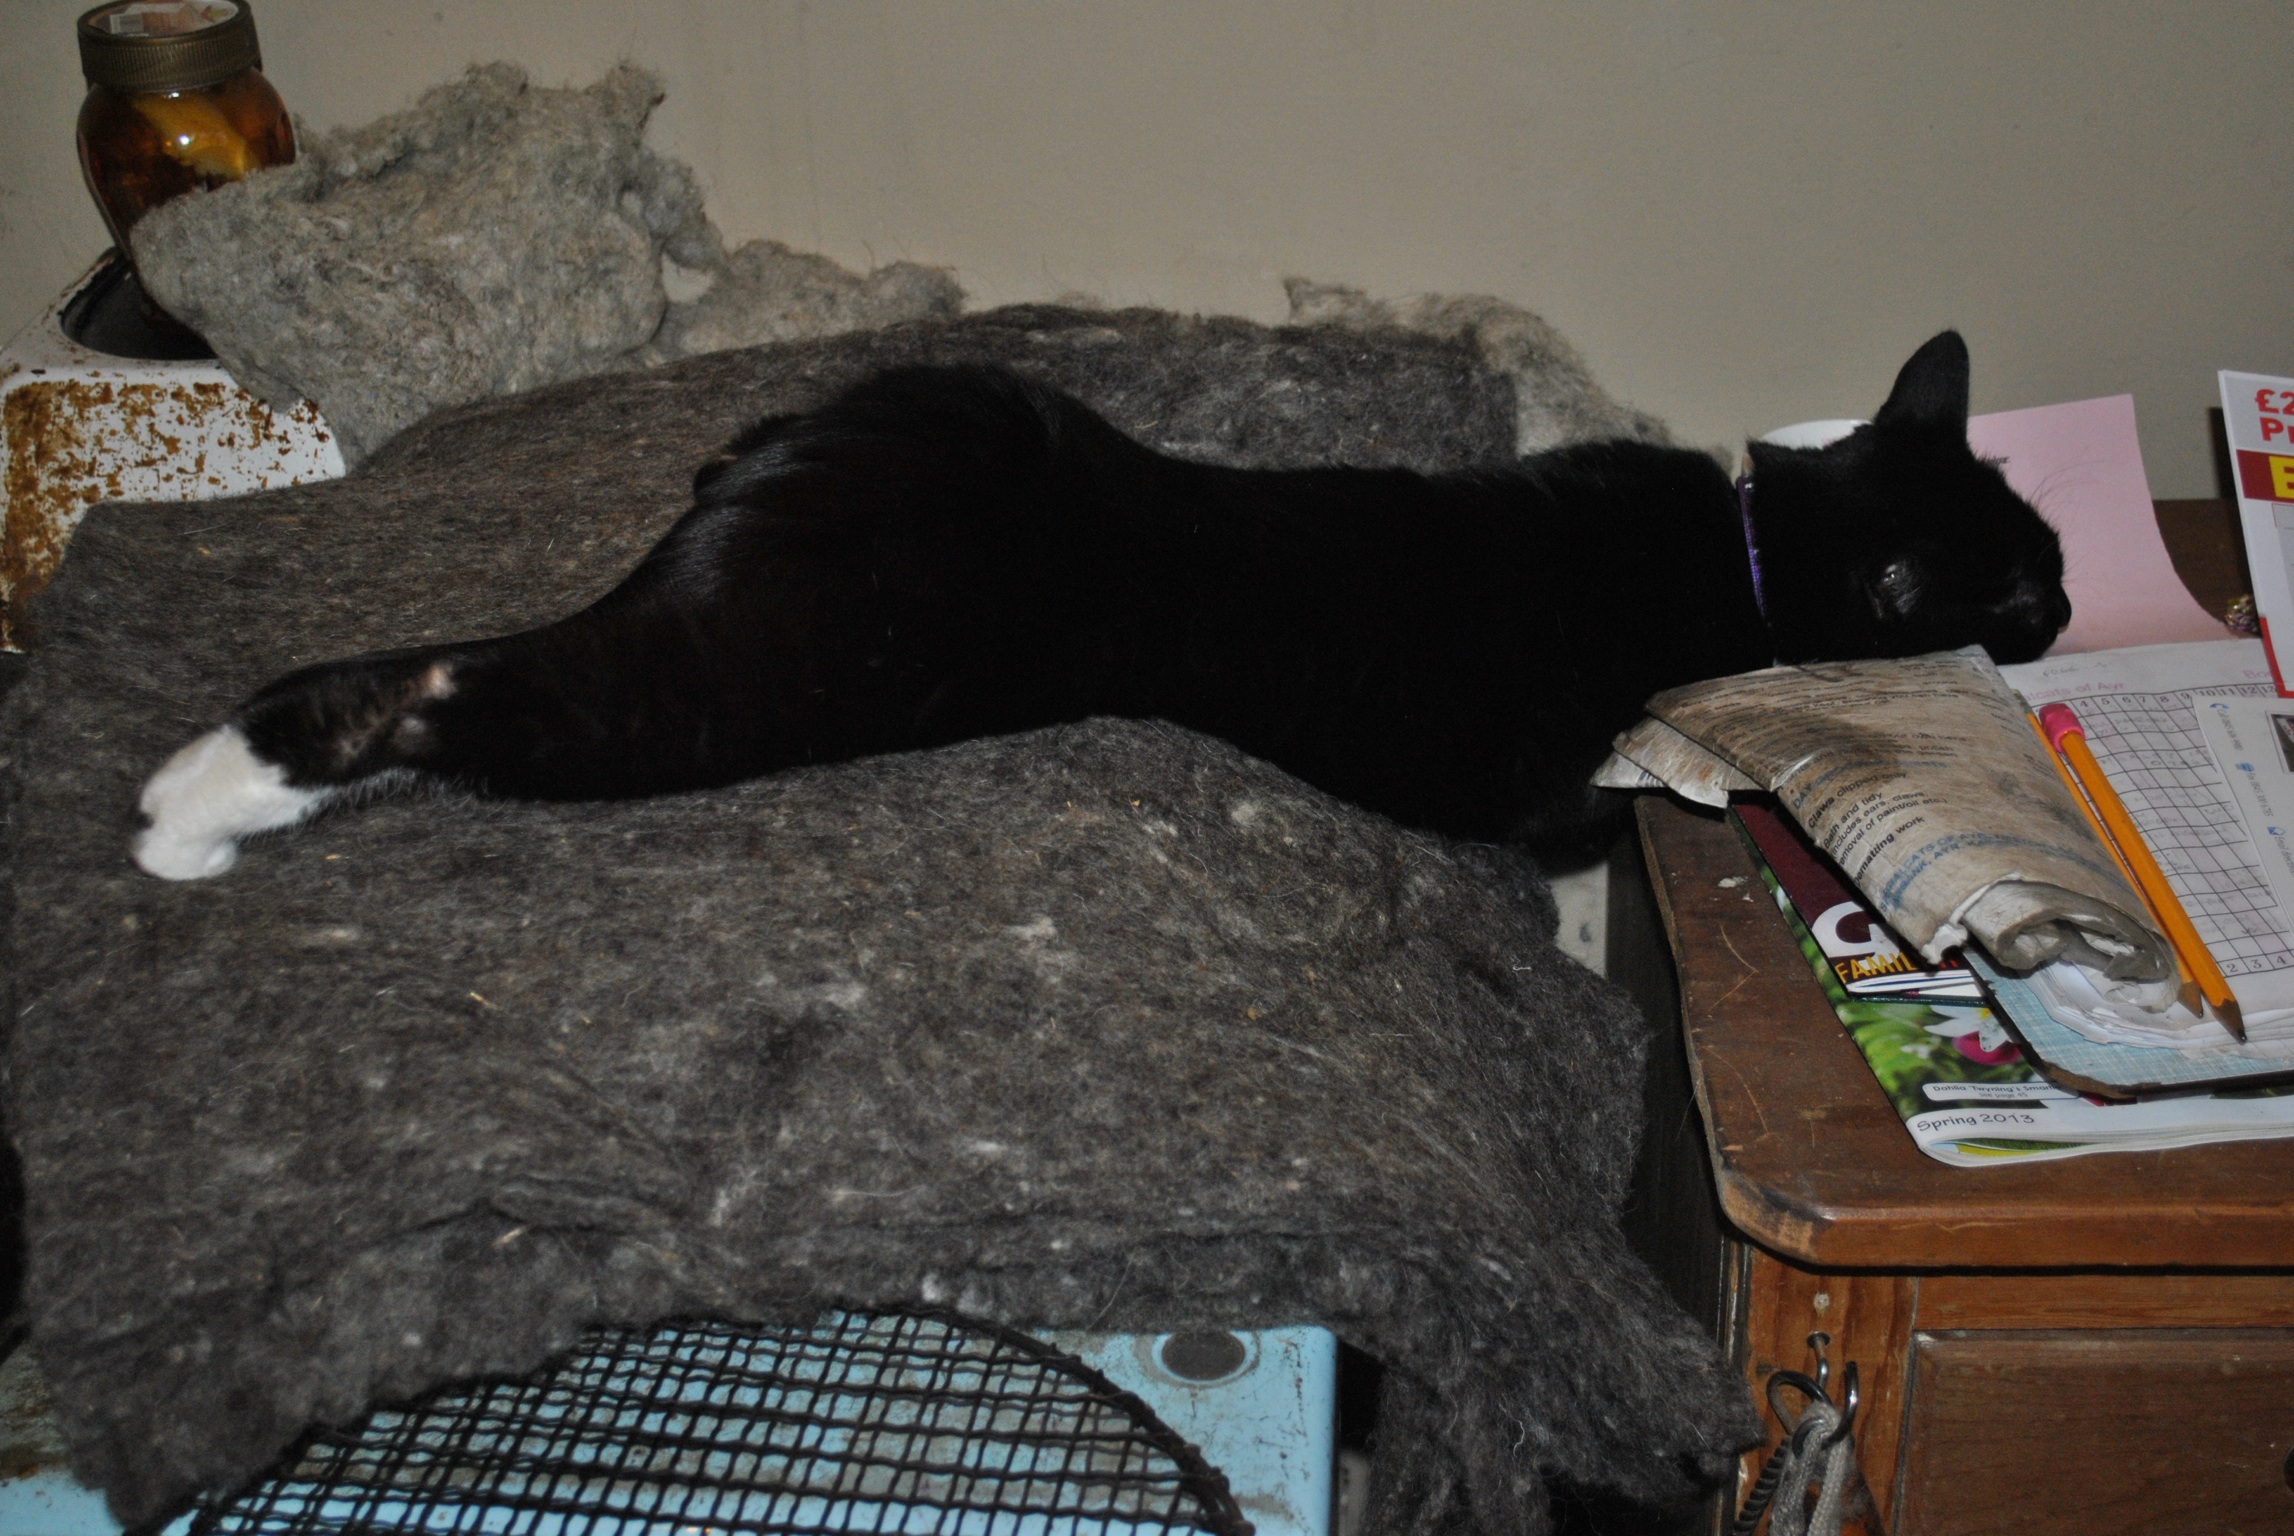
[{"left": 1869, "top": 557, "right": 1924, "bottom": 619}]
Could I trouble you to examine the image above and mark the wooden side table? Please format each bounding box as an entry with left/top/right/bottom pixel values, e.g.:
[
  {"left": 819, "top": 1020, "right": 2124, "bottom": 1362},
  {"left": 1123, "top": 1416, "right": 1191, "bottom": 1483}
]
[{"left": 1610, "top": 796, "right": 2294, "bottom": 1536}]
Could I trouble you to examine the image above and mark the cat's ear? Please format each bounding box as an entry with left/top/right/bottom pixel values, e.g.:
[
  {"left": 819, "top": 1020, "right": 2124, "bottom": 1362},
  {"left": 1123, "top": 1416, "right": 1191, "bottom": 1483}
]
[{"left": 1873, "top": 330, "right": 1970, "bottom": 432}]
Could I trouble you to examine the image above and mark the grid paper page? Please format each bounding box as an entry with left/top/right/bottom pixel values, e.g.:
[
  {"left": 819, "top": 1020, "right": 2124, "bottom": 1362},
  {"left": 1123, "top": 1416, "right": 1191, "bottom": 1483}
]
[
  {"left": 2003, "top": 639, "right": 2294, "bottom": 1026},
  {"left": 2071, "top": 686, "right": 2291, "bottom": 977}
]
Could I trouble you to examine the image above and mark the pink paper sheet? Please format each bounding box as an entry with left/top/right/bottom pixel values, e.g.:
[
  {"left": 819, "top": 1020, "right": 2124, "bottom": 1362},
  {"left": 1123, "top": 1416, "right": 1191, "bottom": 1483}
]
[{"left": 1966, "top": 394, "right": 2230, "bottom": 655}]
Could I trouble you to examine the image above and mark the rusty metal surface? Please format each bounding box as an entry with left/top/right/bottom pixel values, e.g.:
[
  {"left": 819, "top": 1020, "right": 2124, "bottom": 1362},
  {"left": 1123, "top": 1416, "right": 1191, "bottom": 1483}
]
[{"left": 0, "top": 260, "right": 343, "bottom": 651}]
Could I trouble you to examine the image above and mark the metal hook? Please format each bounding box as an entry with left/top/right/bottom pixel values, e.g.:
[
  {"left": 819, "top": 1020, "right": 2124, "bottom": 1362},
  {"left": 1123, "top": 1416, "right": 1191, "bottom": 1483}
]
[
  {"left": 1822, "top": 1360, "right": 1861, "bottom": 1447},
  {"left": 1764, "top": 1368, "right": 1824, "bottom": 1432},
  {"left": 1765, "top": 1351, "right": 1860, "bottom": 1448},
  {"left": 1806, "top": 1331, "right": 1832, "bottom": 1396}
]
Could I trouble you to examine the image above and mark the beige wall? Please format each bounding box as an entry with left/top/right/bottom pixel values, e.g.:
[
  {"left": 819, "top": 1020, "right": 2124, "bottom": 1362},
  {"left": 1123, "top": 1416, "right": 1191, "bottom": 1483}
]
[{"left": 3, "top": 1, "right": 2286, "bottom": 495}]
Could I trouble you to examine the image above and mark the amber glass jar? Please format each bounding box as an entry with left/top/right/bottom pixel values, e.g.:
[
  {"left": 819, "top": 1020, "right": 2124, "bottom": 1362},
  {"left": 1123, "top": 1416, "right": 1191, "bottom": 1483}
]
[{"left": 75, "top": 1, "right": 294, "bottom": 255}]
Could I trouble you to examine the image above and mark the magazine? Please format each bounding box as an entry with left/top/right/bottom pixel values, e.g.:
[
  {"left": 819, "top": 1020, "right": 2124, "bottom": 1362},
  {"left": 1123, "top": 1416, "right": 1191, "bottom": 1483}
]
[
  {"left": 2221, "top": 369, "right": 2294, "bottom": 693},
  {"left": 1733, "top": 801, "right": 1981, "bottom": 1005},
  {"left": 1600, "top": 647, "right": 2173, "bottom": 985},
  {"left": 1732, "top": 801, "right": 2294, "bottom": 1166}
]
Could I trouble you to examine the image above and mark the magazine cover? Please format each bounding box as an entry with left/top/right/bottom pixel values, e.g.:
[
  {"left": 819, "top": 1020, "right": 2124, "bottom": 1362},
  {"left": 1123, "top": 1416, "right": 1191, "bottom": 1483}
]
[
  {"left": 2220, "top": 369, "right": 2294, "bottom": 694},
  {"left": 1733, "top": 801, "right": 1982, "bottom": 1003}
]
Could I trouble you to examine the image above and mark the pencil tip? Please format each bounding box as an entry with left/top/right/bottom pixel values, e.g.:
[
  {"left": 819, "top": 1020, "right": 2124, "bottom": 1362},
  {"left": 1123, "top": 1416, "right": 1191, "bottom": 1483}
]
[{"left": 2218, "top": 997, "right": 2248, "bottom": 1042}]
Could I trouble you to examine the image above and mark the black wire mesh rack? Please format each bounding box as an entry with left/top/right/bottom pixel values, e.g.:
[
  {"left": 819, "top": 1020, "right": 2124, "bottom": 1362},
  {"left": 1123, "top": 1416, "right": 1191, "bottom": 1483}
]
[{"left": 184, "top": 1311, "right": 1251, "bottom": 1536}]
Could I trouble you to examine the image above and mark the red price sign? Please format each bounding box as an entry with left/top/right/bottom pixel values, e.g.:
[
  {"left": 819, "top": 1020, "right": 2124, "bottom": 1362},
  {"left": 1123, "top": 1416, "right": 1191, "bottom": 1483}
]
[{"left": 2239, "top": 450, "right": 2294, "bottom": 504}]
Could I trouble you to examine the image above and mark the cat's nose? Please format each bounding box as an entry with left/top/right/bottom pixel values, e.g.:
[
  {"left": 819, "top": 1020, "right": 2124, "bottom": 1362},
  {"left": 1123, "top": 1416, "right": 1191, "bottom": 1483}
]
[
  {"left": 2026, "top": 580, "right": 2071, "bottom": 633},
  {"left": 1998, "top": 577, "right": 2070, "bottom": 634}
]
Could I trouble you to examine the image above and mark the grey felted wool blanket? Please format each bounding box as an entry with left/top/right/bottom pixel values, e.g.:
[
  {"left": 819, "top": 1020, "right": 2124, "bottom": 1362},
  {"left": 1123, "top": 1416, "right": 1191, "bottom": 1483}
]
[{"left": 1, "top": 305, "right": 1758, "bottom": 1532}]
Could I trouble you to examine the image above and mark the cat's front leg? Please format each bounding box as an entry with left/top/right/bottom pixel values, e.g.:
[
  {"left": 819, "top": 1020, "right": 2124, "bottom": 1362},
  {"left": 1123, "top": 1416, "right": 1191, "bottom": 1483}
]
[{"left": 133, "top": 650, "right": 462, "bottom": 880}]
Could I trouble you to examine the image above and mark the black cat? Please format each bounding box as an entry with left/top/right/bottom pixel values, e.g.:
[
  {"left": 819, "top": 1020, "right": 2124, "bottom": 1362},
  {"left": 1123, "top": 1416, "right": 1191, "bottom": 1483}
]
[{"left": 132, "top": 329, "right": 2068, "bottom": 880}]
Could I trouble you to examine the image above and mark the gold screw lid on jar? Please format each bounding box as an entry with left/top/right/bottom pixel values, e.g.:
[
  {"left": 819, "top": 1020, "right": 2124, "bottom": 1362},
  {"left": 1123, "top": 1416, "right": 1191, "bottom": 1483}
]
[{"left": 77, "top": 1, "right": 262, "bottom": 93}]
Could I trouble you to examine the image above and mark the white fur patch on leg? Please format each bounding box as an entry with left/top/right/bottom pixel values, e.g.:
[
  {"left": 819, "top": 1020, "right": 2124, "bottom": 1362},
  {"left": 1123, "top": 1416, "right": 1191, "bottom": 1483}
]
[{"left": 132, "top": 726, "right": 332, "bottom": 880}]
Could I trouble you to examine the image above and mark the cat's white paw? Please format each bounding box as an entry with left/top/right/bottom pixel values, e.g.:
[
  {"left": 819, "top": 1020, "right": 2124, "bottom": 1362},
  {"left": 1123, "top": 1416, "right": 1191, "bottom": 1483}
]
[{"left": 132, "top": 726, "right": 331, "bottom": 880}]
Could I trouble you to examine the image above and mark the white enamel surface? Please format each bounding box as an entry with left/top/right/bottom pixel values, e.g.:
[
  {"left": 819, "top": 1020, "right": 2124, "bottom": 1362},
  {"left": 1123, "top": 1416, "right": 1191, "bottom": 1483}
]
[
  {"left": 1758, "top": 418, "right": 1868, "bottom": 450},
  {"left": 132, "top": 726, "right": 330, "bottom": 880},
  {"left": 0, "top": 257, "right": 346, "bottom": 653}
]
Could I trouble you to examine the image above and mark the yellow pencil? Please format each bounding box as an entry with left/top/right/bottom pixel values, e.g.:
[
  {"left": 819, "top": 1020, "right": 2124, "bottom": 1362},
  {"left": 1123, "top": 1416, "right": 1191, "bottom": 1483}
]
[
  {"left": 2030, "top": 714, "right": 2205, "bottom": 1018},
  {"left": 2037, "top": 702, "right": 2245, "bottom": 1040}
]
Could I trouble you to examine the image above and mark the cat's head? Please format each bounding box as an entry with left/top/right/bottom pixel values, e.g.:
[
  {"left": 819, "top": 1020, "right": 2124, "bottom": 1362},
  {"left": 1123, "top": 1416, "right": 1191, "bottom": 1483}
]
[{"left": 1745, "top": 331, "right": 2070, "bottom": 666}]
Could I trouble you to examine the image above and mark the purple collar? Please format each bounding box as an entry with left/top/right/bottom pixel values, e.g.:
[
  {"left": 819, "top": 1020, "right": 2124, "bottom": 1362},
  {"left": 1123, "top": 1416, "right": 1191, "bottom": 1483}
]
[{"left": 1735, "top": 473, "right": 1769, "bottom": 624}]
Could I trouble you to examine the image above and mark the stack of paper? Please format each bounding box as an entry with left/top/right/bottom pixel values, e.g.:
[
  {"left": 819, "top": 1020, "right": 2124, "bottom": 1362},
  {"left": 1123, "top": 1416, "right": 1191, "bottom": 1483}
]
[
  {"left": 1736, "top": 799, "right": 2294, "bottom": 1165},
  {"left": 2016, "top": 953, "right": 2294, "bottom": 1053},
  {"left": 1615, "top": 638, "right": 2294, "bottom": 1095},
  {"left": 1989, "top": 639, "right": 2294, "bottom": 1088},
  {"left": 1600, "top": 647, "right": 2176, "bottom": 984}
]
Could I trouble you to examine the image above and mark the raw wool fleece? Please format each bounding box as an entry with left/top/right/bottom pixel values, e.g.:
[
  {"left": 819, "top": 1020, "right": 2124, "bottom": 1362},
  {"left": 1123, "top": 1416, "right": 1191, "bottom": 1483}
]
[
  {"left": 130, "top": 63, "right": 1662, "bottom": 472},
  {"left": 131, "top": 63, "right": 964, "bottom": 466},
  {"left": 1282, "top": 279, "right": 1672, "bottom": 451},
  {"left": 2, "top": 307, "right": 1758, "bottom": 1531},
  {"left": 642, "top": 236, "right": 967, "bottom": 364}
]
